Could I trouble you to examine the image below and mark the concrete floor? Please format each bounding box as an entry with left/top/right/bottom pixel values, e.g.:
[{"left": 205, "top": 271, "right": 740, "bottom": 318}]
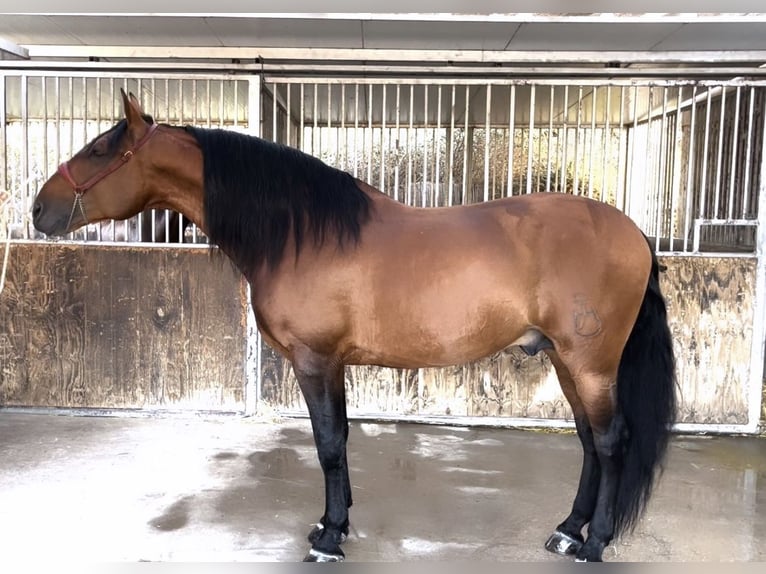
[{"left": 0, "top": 412, "right": 764, "bottom": 562}]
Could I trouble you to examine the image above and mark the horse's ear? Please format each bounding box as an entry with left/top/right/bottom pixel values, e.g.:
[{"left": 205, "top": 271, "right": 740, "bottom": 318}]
[{"left": 120, "top": 88, "right": 148, "bottom": 132}]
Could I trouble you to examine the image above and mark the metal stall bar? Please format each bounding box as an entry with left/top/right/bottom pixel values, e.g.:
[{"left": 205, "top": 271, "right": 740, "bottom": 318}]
[
  {"left": 448, "top": 85, "right": 455, "bottom": 206},
  {"left": 683, "top": 86, "right": 699, "bottom": 252},
  {"left": 668, "top": 86, "right": 684, "bottom": 252},
  {"left": 423, "top": 85, "right": 430, "bottom": 207},
  {"left": 246, "top": 74, "right": 262, "bottom": 417},
  {"left": 587, "top": 87, "right": 597, "bottom": 199},
  {"left": 547, "top": 85, "right": 554, "bottom": 192},
  {"left": 462, "top": 85, "right": 469, "bottom": 205},
  {"left": 616, "top": 87, "right": 626, "bottom": 212},
  {"left": 742, "top": 87, "right": 756, "bottom": 219},
  {"left": 381, "top": 84, "right": 386, "bottom": 193},
  {"left": 601, "top": 86, "right": 610, "bottom": 203},
  {"left": 483, "top": 85, "right": 491, "bottom": 202},
  {"left": 407, "top": 85, "right": 414, "bottom": 206},
  {"left": 435, "top": 85, "right": 442, "bottom": 206},
  {"left": 743, "top": 103, "right": 766, "bottom": 433},
  {"left": 655, "top": 87, "right": 668, "bottom": 252},
  {"left": 526, "top": 85, "right": 535, "bottom": 195},
  {"left": 713, "top": 87, "right": 727, "bottom": 221},
  {"left": 698, "top": 88, "right": 713, "bottom": 225},
  {"left": 393, "top": 85, "right": 400, "bottom": 202},
  {"left": 20, "top": 75, "right": 29, "bottom": 239},
  {"left": 728, "top": 87, "right": 742, "bottom": 221},
  {"left": 507, "top": 85, "right": 515, "bottom": 197}
]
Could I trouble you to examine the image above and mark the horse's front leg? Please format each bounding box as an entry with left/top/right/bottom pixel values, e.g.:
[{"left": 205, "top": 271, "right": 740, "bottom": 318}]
[{"left": 292, "top": 351, "right": 351, "bottom": 562}]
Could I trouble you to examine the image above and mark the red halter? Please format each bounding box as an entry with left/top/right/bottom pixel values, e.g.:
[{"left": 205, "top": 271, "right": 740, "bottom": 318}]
[{"left": 57, "top": 123, "right": 158, "bottom": 230}]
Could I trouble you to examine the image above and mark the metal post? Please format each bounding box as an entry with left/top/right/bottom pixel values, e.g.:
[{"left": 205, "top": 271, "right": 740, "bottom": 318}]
[
  {"left": 747, "top": 104, "right": 766, "bottom": 433},
  {"left": 245, "top": 74, "right": 261, "bottom": 417}
]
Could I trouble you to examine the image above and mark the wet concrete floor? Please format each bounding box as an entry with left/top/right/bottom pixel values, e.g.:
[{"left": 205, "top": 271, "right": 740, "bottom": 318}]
[{"left": 0, "top": 412, "right": 764, "bottom": 562}]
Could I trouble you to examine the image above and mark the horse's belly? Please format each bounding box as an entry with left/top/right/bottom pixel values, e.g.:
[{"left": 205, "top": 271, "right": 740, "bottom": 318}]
[{"left": 349, "top": 299, "right": 528, "bottom": 368}]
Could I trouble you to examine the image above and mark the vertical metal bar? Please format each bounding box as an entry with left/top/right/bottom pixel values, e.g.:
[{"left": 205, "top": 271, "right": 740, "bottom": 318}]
[
  {"left": 368, "top": 85, "right": 373, "bottom": 185},
  {"left": 380, "top": 84, "right": 386, "bottom": 191},
  {"left": 560, "top": 85, "right": 569, "bottom": 194},
  {"left": 353, "top": 84, "right": 359, "bottom": 178},
  {"left": 219, "top": 80, "right": 225, "bottom": 128},
  {"left": 683, "top": 86, "right": 699, "bottom": 252},
  {"left": 245, "top": 73, "right": 262, "bottom": 417},
  {"left": 483, "top": 85, "right": 491, "bottom": 202},
  {"left": 601, "top": 85, "right": 611, "bottom": 203},
  {"left": 407, "top": 85, "right": 414, "bottom": 206},
  {"left": 21, "top": 75, "right": 29, "bottom": 238},
  {"left": 435, "top": 85, "right": 442, "bottom": 206},
  {"left": 423, "top": 85, "right": 430, "bottom": 207},
  {"left": 271, "top": 82, "right": 277, "bottom": 141},
  {"left": 727, "top": 86, "right": 741, "bottom": 220},
  {"left": 234, "top": 79, "right": 240, "bottom": 128},
  {"left": 655, "top": 87, "right": 668, "bottom": 252},
  {"left": 462, "top": 85, "right": 469, "bottom": 205},
  {"left": 668, "top": 86, "right": 684, "bottom": 252},
  {"left": 164, "top": 78, "right": 170, "bottom": 122},
  {"left": 327, "top": 83, "right": 332, "bottom": 164},
  {"left": 526, "top": 85, "right": 536, "bottom": 195},
  {"left": 448, "top": 85, "right": 456, "bottom": 206},
  {"left": 206, "top": 79, "right": 212, "bottom": 129},
  {"left": 698, "top": 88, "right": 713, "bottom": 220},
  {"left": 507, "top": 85, "right": 516, "bottom": 197},
  {"left": 546, "top": 85, "right": 554, "bottom": 192},
  {"left": 394, "top": 84, "right": 400, "bottom": 202},
  {"left": 95, "top": 76, "right": 104, "bottom": 242},
  {"left": 55, "top": 77, "right": 61, "bottom": 169},
  {"left": 300, "top": 83, "right": 305, "bottom": 152},
  {"left": 745, "top": 103, "right": 766, "bottom": 432},
  {"left": 41, "top": 76, "right": 48, "bottom": 183},
  {"left": 713, "top": 87, "right": 727, "bottom": 219},
  {"left": 286, "top": 83, "right": 292, "bottom": 146},
  {"left": 588, "top": 87, "right": 597, "bottom": 199},
  {"left": 340, "top": 84, "right": 346, "bottom": 170},
  {"left": 644, "top": 89, "right": 655, "bottom": 242},
  {"left": 743, "top": 87, "right": 756, "bottom": 218},
  {"left": 248, "top": 76, "right": 261, "bottom": 136},
  {"left": 573, "top": 86, "right": 583, "bottom": 196},
  {"left": 313, "top": 83, "right": 318, "bottom": 157}
]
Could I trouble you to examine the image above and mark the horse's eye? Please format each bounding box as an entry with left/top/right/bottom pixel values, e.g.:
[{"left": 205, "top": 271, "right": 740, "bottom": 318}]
[{"left": 89, "top": 138, "right": 108, "bottom": 157}]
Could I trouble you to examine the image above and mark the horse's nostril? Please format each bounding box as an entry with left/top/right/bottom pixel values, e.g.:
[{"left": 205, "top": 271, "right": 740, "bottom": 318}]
[{"left": 32, "top": 201, "right": 42, "bottom": 220}]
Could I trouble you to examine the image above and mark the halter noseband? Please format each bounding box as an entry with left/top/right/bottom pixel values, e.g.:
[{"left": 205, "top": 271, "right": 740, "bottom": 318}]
[{"left": 57, "top": 123, "right": 159, "bottom": 229}]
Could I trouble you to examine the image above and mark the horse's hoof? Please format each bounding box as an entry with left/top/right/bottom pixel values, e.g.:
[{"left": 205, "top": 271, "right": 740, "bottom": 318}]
[
  {"left": 303, "top": 548, "right": 344, "bottom": 562},
  {"left": 308, "top": 522, "right": 347, "bottom": 544},
  {"left": 545, "top": 530, "right": 583, "bottom": 556}
]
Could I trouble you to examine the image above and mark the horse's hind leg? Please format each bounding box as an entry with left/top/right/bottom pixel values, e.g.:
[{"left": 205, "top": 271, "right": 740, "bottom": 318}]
[
  {"left": 569, "top": 369, "right": 626, "bottom": 562},
  {"left": 544, "top": 351, "right": 600, "bottom": 557},
  {"left": 292, "top": 350, "right": 352, "bottom": 562}
]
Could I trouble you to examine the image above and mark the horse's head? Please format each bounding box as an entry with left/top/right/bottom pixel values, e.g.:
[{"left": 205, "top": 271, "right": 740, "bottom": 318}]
[{"left": 33, "top": 89, "right": 159, "bottom": 236}]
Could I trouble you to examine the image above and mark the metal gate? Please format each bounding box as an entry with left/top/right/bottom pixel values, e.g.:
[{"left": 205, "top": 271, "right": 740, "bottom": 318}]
[
  {"left": 259, "top": 76, "right": 766, "bottom": 433},
  {"left": 0, "top": 71, "right": 257, "bottom": 412},
  {"left": 2, "top": 67, "right": 765, "bottom": 432}
]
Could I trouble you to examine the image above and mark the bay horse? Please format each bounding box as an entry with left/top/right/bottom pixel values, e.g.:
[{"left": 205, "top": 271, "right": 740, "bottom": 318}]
[{"left": 32, "top": 91, "right": 676, "bottom": 562}]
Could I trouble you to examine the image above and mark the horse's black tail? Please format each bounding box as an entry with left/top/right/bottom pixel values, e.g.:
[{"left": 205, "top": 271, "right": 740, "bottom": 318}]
[{"left": 614, "top": 250, "right": 677, "bottom": 537}]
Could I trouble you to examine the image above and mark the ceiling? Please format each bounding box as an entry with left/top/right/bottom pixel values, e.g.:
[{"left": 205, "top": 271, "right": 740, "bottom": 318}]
[{"left": 1, "top": 13, "right": 766, "bottom": 67}]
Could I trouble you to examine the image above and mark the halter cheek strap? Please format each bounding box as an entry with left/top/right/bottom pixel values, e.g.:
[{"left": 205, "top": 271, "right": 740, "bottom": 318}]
[{"left": 57, "top": 123, "right": 159, "bottom": 228}]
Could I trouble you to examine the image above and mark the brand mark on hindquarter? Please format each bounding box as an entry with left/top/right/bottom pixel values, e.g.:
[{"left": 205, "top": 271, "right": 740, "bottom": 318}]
[{"left": 573, "top": 294, "right": 602, "bottom": 338}]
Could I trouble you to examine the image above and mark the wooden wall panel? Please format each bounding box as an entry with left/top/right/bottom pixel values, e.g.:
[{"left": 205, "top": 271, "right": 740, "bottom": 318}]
[
  {"left": 259, "top": 256, "right": 759, "bottom": 426},
  {"left": 0, "top": 244, "right": 247, "bottom": 411}
]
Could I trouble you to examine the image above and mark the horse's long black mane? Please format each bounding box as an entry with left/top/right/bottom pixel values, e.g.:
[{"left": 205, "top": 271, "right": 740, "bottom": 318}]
[{"left": 185, "top": 127, "right": 371, "bottom": 274}]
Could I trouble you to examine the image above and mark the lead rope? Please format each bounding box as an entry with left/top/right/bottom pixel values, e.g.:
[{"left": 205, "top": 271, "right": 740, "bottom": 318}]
[{"left": 0, "top": 188, "right": 10, "bottom": 296}]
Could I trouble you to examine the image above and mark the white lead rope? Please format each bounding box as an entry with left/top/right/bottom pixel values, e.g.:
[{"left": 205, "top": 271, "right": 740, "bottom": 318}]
[{"left": 0, "top": 190, "right": 9, "bottom": 296}]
